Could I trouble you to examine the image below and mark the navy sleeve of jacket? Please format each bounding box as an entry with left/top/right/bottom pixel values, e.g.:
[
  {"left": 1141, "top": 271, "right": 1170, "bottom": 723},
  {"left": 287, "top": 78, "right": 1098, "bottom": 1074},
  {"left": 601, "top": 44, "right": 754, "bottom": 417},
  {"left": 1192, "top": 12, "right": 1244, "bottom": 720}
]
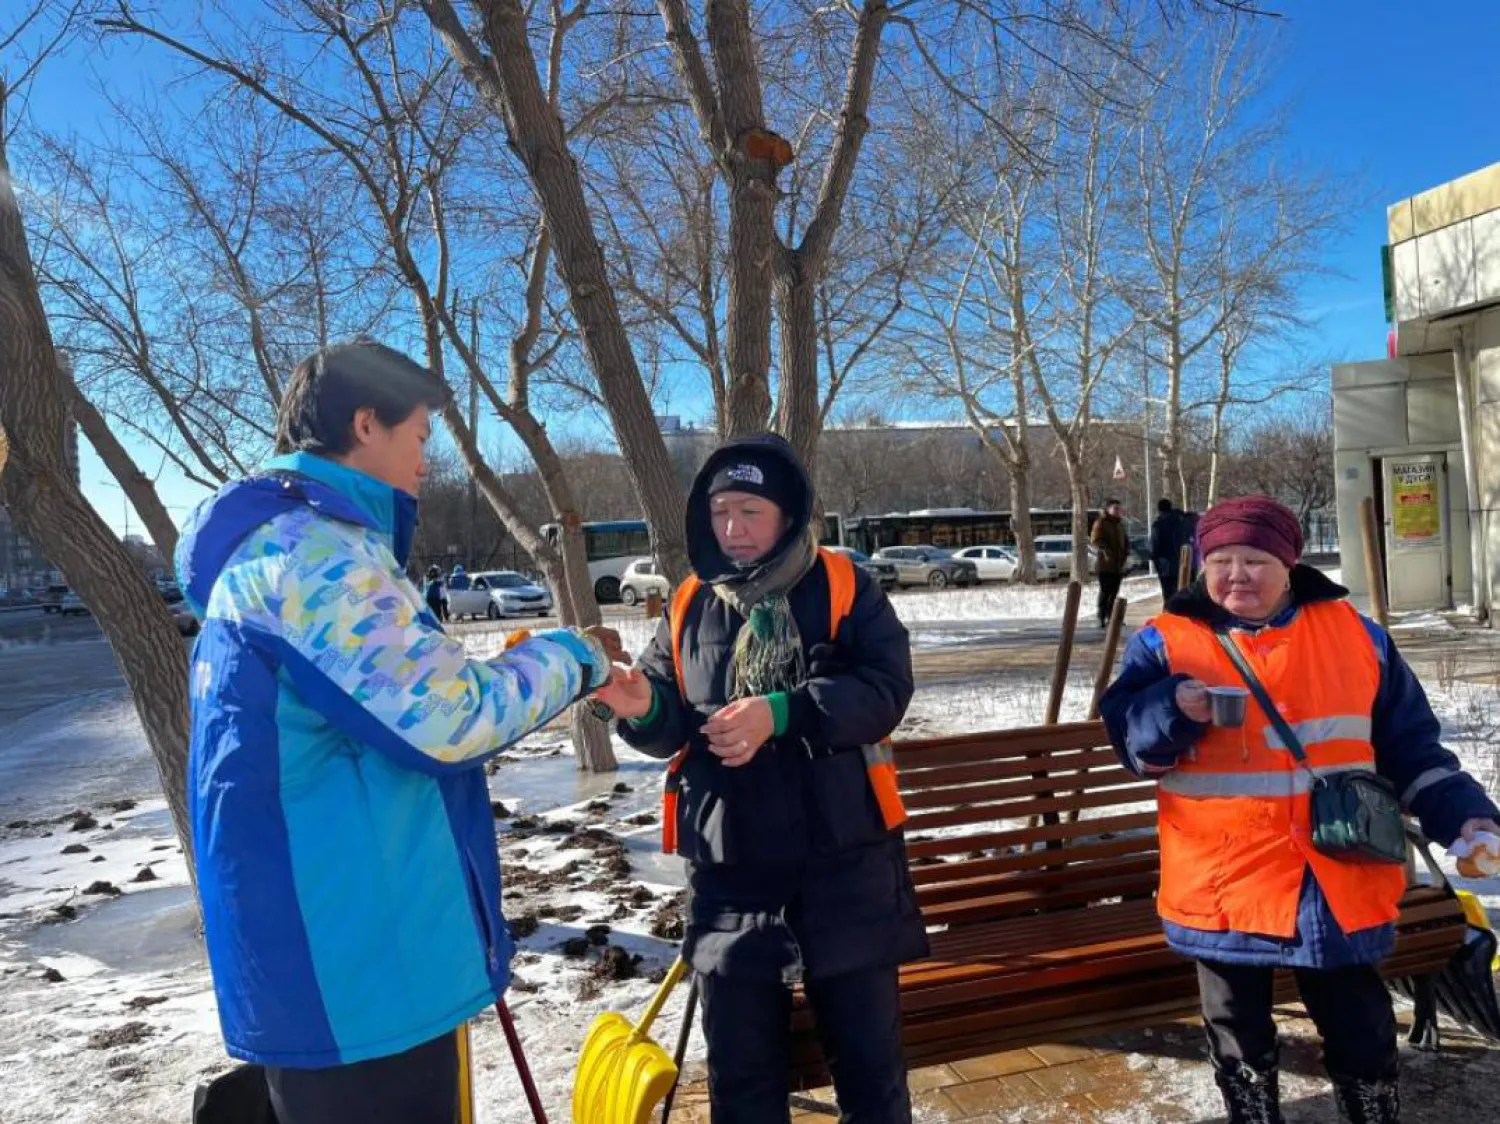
[
  {"left": 1098, "top": 624, "right": 1206, "bottom": 775},
  {"left": 1360, "top": 617, "right": 1499, "bottom": 846},
  {"left": 614, "top": 611, "right": 694, "bottom": 760},
  {"left": 786, "top": 568, "right": 914, "bottom": 748}
]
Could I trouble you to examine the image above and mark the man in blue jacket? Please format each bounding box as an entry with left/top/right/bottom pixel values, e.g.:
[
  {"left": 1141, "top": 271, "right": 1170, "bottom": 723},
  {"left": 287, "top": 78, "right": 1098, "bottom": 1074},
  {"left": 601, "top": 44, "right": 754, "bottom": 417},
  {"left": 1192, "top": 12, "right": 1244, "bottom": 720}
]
[{"left": 176, "top": 341, "right": 622, "bottom": 1124}]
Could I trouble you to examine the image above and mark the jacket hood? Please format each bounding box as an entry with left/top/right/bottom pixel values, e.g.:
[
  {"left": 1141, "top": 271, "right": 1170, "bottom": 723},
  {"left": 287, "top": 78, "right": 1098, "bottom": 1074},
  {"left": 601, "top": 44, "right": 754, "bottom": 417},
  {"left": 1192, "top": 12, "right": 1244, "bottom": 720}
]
[
  {"left": 175, "top": 452, "right": 419, "bottom": 619},
  {"left": 686, "top": 433, "right": 813, "bottom": 582},
  {"left": 1164, "top": 562, "right": 1348, "bottom": 630}
]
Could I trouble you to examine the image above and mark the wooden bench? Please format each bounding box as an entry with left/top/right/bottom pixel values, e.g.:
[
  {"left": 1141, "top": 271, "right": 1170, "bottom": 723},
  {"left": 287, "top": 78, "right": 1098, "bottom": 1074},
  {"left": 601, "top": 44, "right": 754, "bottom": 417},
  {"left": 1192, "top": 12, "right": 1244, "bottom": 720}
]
[{"left": 788, "top": 721, "right": 1471, "bottom": 1085}]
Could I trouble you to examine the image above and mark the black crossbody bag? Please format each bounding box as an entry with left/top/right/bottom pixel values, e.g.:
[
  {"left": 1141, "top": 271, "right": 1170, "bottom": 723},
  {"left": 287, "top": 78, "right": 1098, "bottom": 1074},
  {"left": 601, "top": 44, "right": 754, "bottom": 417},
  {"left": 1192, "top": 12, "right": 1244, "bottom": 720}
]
[{"left": 1214, "top": 632, "right": 1407, "bottom": 866}]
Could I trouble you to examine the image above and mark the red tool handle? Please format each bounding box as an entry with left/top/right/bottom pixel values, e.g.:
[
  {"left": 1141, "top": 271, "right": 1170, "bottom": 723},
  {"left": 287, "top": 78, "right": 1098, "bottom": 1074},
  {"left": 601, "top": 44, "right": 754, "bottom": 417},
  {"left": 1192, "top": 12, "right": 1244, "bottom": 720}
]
[{"left": 496, "top": 1000, "right": 550, "bottom": 1124}]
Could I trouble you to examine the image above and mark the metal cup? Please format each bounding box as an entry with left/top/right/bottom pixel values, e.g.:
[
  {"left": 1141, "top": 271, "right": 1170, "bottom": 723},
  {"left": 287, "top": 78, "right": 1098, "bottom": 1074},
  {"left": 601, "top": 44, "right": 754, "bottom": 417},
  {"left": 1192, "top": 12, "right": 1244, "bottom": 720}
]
[{"left": 1206, "top": 686, "right": 1249, "bottom": 728}]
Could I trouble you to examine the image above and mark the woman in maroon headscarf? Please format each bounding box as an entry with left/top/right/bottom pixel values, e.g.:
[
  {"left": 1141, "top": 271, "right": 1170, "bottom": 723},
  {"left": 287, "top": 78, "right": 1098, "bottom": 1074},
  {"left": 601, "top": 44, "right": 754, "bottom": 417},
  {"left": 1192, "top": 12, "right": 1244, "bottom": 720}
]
[{"left": 1100, "top": 495, "right": 1499, "bottom": 1124}]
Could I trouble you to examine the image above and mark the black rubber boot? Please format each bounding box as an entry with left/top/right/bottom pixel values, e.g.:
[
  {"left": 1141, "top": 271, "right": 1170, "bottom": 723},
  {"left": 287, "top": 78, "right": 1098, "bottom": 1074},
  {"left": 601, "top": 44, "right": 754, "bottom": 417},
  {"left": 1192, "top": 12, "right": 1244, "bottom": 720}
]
[
  {"left": 1331, "top": 1075, "right": 1400, "bottom": 1124},
  {"left": 1212, "top": 1060, "right": 1284, "bottom": 1124}
]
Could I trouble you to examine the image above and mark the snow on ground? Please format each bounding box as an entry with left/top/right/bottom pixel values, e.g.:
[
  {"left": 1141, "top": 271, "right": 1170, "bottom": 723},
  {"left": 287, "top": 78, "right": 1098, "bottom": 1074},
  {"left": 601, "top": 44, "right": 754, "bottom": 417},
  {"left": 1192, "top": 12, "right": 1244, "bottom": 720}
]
[
  {"left": 460, "top": 574, "right": 1157, "bottom": 662},
  {"left": 6, "top": 580, "right": 1500, "bottom": 1123},
  {"left": 890, "top": 575, "right": 1156, "bottom": 628},
  {"left": 0, "top": 728, "right": 705, "bottom": 1124}
]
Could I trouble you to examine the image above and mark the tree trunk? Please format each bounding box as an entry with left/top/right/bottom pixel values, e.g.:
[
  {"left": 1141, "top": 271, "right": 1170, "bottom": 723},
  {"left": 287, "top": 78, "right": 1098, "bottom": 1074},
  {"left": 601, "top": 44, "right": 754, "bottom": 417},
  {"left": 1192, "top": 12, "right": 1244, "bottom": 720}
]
[
  {"left": 1162, "top": 328, "right": 1186, "bottom": 508},
  {"left": 66, "top": 377, "right": 180, "bottom": 560},
  {"left": 1009, "top": 465, "right": 1037, "bottom": 584},
  {"left": 439, "top": 0, "right": 690, "bottom": 583},
  {"left": 721, "top": 173, "right": 777, "bottom": 438},
  {"left": 436, "top": 401, "right": 554, "bottom": 563},
  {"left": 706, "top": 0, "right": 776, "bottom": 438},
  {"left": 1065, "top": 453, "right": 1091, "bottom": 580},
  {"left": 0, "top": 102, "right": 194, "bottom": 863},
  {"left": 1207, "top": 399, "right": 1227, "bottom": 507},
  {"left": 773, "top": 265, "right": 820, "bottom": 477},
  {"left": 1206, "top": 348, "right": 1235, "bottom": 507},
  {"left": 533, "top": 543, "right": 616, "bottom": 771}
]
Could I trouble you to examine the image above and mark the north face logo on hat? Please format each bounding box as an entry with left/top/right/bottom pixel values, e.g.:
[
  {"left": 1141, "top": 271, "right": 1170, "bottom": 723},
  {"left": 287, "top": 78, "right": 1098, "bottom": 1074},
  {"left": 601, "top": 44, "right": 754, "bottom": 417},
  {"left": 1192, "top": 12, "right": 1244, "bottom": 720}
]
[{"left": 725, "top": 463, "right": 764, "bottom": 485}]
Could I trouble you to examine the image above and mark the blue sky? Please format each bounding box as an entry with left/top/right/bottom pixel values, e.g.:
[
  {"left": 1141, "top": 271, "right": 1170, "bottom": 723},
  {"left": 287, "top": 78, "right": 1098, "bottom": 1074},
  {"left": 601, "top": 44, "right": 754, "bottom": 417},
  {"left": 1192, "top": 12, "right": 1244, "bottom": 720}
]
[{"left": 27, "top": 2, "right": 1500, "bottom": 536}]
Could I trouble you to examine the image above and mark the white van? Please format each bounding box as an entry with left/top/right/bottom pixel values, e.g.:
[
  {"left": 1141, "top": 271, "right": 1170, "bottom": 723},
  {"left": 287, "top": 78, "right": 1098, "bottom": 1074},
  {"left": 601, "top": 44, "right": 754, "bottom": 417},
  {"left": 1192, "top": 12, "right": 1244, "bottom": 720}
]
[{"left": 1032, "top": 535, "right": 1098, "bottom": 578}]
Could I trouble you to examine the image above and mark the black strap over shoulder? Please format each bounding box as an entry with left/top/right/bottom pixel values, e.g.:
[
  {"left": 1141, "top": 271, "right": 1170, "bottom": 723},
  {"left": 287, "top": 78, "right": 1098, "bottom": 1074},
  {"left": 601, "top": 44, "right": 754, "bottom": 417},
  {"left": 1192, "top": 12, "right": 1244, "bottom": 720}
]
[{"left": 1213, "top": 631, "right": 1311, "bottom": 767}]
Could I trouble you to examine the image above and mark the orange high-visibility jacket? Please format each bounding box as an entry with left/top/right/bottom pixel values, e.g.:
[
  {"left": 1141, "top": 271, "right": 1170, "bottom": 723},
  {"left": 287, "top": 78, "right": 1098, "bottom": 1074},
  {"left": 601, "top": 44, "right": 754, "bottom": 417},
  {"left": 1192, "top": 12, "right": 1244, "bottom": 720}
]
[
  {"left": 1151, "top": 600, "right": 1407, "bottom": 938},
  {"left": 658, "top": 547, "right": 907, "bottom": 854}
]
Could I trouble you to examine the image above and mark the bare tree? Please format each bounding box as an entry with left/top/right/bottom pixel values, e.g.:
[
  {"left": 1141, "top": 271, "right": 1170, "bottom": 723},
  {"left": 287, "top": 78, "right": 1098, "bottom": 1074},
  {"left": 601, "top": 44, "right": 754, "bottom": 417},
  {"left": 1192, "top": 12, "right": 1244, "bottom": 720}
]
[
  {"left": 101, "top": 0, "right": 627, "bottom": 767},
  {"left": 1225, "top": 402, "right": 1333, "bottom": 528},
  {"left": 1130, "top": 17, "right": 1331, "bottom": 507},
  {"left": 32, "top": 140, "right": 254, "bottom": 489},
  {"left": 0, "top": 19, "right": 193, "bottom": 857},
  {"left": 1026, "top": 27, "right": 1145, "bottom": 578},
  {"left": 420, "top": 0, "right": 691, "bottom": 583}
]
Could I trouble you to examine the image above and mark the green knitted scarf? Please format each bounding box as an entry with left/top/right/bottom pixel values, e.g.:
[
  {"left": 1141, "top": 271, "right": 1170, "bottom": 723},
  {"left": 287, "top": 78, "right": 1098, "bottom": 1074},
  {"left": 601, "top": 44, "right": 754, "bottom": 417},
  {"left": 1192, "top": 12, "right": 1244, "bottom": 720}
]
[{"left": 711, "top": 528, "right": 818, "bottom": 700}]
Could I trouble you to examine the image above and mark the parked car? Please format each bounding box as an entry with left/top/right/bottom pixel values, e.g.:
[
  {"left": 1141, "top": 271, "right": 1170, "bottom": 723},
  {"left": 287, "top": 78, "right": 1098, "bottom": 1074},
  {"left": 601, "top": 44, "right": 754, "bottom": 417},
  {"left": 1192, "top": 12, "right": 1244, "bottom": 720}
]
[
  {"left": 871, "top": 545, "right": 979, "bottom": 589},
  {"left": 1128, "top": 536, "right": 1151, "bottom": 574},
  {"left": 1033, "top": 535, "right": 1098, "bottom": 578},
  {"left": 618, "top": 558, "right": 670, "bottom": 607},
  {"left": 826, "top": 546, "right": 898, "bottom": 590},
  {"left": 39, "top": 583, "right": 69, "bottom": 614},
  {"left": 58, "top": 591, "right": 90, "bottom": 616},
  {"left": 948, "top": 544, "right": 1025, "bottom": 583},
  {"left": 446, "top": 570, "right": 554, "bottom": 620}
]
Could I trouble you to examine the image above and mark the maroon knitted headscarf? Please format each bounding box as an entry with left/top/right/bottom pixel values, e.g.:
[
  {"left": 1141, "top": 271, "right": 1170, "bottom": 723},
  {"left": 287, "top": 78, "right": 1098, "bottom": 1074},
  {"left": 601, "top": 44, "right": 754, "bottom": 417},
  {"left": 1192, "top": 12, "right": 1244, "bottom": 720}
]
[{"left": 1196, "top": 495, "right": 1303, "bottom": 569}]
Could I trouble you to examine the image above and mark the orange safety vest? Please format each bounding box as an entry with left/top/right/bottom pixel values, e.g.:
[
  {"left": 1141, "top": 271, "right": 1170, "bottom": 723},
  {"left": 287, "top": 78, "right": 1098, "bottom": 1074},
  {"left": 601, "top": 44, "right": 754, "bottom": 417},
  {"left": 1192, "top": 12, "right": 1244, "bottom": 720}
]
[
  {"left": 1152, "top": 600, "right": 1407, "bottom": 938},
  {"left": 659, "top": 547, "right": 907, "bottom": 854}
]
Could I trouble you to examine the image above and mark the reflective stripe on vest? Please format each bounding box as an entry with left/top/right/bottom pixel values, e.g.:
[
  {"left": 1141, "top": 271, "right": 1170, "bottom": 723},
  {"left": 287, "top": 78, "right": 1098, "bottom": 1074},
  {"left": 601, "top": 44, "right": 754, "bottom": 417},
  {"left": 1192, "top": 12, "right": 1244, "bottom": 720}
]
[
  {"left": 1159, "top": 763, "right": 1375, "bottom": 799},
  {"left": 1150, "top": 600, "right": 1406, "bottom": 939},
  {"left": 658, "top": 547, "right": 905, "bottom": 852},
  {"left": 1263, "top": 715, "right": 1373, "bottom": 752}
]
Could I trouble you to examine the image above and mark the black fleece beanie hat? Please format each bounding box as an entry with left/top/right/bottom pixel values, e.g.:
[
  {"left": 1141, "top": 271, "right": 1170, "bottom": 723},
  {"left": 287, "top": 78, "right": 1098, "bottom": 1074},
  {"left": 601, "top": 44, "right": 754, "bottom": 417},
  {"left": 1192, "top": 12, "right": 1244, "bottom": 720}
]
[{"left": 706, "top": 451, "right": 800, "bottom": 513}]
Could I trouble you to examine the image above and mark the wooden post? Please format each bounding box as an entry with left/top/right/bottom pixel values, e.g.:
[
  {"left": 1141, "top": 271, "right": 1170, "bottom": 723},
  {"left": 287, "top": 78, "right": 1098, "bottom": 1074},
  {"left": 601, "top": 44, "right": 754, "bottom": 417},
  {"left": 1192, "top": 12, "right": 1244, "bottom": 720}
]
[
  {"left": 1360, "top": 497, "right": 1390, "bottom": 629},
  {"left": 1088, "top": 596, "right": 1129, "bottom": 721},
  {"left": 1177, "top": 543, "right": 1194, "bottom": 592},
  {"left": 1064, "top": 594, "right": 1132, "bottom": 826},
  {"left": 1045, "top": 580, "right": 1083, "bottom": 725},
  {"left": 1029, "top": 580, "right": 1083, "bottom": 844},
  {"left": 645, "top": 589, "right": 664, "bottom": 620}
]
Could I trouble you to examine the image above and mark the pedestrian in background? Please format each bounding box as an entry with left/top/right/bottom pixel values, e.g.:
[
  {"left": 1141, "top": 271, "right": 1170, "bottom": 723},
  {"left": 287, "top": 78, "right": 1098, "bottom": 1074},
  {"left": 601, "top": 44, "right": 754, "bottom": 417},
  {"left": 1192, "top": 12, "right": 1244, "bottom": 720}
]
[
  {"left": 423, "top": 564, "right": 449, "bottom": 622},
  {"left": 1090, "top": 498, "right": 1130, "bottom": 627},
  {"left": 1150, "top": 498, "right": 1186, "bottom": 603}
]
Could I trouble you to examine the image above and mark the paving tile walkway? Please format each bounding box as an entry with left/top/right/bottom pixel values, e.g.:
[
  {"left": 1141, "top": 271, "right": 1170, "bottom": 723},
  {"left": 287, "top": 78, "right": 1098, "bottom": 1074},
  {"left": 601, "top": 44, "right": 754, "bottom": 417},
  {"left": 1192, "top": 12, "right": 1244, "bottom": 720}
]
[{"left": 672, "top": 1001, "right": 1500, "bottom": 1122}]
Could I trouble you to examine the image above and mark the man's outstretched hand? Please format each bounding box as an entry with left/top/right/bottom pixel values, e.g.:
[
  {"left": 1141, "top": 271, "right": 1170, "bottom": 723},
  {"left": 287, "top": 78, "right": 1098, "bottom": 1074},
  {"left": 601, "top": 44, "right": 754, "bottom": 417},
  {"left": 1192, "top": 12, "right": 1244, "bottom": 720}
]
[{"left": 582, "top": 625, "right": 628, "bottom": 667}]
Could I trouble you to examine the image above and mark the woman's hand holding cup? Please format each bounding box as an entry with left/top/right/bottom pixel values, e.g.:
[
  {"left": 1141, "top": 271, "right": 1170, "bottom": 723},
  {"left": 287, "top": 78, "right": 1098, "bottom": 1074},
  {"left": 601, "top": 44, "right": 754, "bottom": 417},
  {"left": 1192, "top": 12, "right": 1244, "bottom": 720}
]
[{"left": 1175, "top": 679, "right": 1212, "bottom": 724}]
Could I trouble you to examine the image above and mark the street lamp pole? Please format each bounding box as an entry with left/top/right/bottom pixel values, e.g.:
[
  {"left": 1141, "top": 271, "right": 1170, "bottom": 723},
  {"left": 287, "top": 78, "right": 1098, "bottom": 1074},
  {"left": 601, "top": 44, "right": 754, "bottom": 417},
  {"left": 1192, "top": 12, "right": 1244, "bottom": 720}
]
[{"left": 98, "top": 480, "right": 129, "bottom": 542}]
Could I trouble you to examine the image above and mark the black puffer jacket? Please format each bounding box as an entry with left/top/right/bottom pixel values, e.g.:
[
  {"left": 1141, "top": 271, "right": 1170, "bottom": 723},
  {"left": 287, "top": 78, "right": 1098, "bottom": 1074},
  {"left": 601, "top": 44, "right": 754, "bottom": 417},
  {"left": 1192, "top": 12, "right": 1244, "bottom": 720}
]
[{"left": 619, "top": 434, "right": 927, "bottom": 982}]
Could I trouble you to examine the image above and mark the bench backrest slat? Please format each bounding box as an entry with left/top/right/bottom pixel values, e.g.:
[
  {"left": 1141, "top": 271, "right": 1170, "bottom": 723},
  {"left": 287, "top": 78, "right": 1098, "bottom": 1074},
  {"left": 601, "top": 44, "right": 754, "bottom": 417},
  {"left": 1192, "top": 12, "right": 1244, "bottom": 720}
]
[
  {"left": 904, "top": 781, "right": 1157, "bottom": 834},
  {"left": 902, "top": 763, "right": 1139, "bottom": 810},
  {"left": 895, "top": 721, "right": 1109, "bottom": 768},
  {"left": 909, "top": 833, "right": 1159, "bottom": 887},
  {"left": 906, "top": 809, "right": 1159, "bottom": 859}
]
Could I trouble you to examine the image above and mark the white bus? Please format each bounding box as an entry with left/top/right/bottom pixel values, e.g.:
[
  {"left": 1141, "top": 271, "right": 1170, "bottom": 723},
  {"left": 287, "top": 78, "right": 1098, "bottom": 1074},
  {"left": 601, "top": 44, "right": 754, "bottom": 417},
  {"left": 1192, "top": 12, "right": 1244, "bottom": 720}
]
[{"left": 541, "top": 520, "right": 651, "bottom": 603}]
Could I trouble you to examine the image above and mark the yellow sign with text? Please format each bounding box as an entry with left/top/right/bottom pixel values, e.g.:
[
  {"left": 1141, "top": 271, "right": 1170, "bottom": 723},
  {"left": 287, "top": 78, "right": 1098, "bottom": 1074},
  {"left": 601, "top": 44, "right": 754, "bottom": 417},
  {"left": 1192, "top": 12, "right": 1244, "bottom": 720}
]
[{"left": 1390, "top": 461, "right": 1441, "bottom": 549}]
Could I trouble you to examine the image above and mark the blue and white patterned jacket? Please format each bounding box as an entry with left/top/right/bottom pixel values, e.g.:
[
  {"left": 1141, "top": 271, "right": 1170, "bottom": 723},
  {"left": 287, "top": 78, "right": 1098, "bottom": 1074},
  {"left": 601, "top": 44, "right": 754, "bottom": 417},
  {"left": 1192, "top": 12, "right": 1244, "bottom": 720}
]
[{"left": 175, "top": 452, "right": 606, "bottom": 1068}]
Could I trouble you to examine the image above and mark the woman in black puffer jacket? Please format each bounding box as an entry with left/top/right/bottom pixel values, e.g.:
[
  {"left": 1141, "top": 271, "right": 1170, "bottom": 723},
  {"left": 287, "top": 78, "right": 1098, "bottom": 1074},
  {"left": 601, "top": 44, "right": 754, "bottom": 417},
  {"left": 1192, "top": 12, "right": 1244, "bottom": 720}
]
[{"left": 595, "top": 433, "right": 924, "bottom": 1124}]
